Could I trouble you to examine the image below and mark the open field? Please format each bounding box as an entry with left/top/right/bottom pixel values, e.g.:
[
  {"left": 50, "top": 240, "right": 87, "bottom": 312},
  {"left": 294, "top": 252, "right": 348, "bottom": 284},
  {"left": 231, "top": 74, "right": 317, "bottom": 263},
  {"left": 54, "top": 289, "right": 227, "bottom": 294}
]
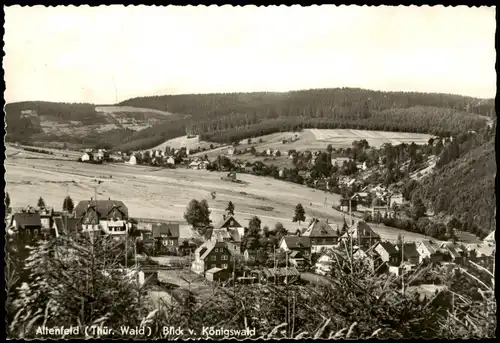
[
  {"left": 152, "top": 135, "right": 223, "bottom": 153},
  {"left": 192, "top": 129, "right": 434, "bottom": 159},
  {"left": 5, "top": 144, "right": 82, "bottom": 160},
  {"left": 95, "top": 106, "right": 175, "bottom": 116},
  {"left": 5, "top": 156, "right": 440, "bottom": 243}
]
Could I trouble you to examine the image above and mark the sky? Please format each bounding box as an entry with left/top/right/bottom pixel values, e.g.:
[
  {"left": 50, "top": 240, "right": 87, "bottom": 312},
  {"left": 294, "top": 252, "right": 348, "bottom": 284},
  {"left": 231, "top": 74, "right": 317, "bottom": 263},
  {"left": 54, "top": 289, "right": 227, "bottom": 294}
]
[{"left": 3, "top": 5, "right": 496, "bottom": 104}]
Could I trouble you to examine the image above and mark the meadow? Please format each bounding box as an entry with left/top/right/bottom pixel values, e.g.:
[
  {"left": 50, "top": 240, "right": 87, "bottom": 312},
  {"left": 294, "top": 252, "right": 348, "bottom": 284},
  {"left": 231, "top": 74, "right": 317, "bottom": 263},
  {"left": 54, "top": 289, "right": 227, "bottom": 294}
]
[{"left": 6, "top": 154, "right": 439, "bottom": 243}]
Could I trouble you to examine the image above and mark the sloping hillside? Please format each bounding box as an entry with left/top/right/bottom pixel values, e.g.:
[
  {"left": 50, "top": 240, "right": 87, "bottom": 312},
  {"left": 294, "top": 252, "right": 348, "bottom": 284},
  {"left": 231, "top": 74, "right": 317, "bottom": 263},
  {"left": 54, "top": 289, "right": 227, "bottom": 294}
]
[
  {"left": 4, "top": 101, "right": 186, "bottom": 149},
  {"left": 412, "top": 139, "right": 496, "bottom": 238},
  {"left": 6, "top": 89, "right": 494, "bottom": 151},
  {"left": 119, "top": 88, "right": 493, "bottom": 144}
]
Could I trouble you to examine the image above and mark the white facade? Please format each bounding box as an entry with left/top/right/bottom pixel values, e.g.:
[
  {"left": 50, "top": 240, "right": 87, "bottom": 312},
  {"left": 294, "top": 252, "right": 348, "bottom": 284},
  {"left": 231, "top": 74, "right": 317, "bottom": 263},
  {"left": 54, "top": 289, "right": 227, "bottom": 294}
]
[
  {"left": 81, "top": 153, "right": 91, "bottom": 162},
  {"left": 128, "top": 155, "right": 137, "bottom": 165},
  {"left": 314, "top": 254, "right": 333, "bottom": 275}
]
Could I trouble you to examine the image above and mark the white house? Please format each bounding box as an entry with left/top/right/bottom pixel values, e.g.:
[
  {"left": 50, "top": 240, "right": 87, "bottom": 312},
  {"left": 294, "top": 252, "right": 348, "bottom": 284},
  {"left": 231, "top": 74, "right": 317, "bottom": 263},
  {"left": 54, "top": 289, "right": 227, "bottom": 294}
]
[
  {"left": 278, "top": 169, "right": 285, "bottom": 178},
  {"left": 128, "top": 155, "right": 137, "bottom": 165},
  {"left": 227, "top": 147, "right": 235, "bottom": 156},
  {"left": 266, "top": 148, "right": 273, "bottom": 156},
  {"left": 166, "top": 156, "right": 175, "bottom": 165},
  {"left": 81, "top": 152, "right": 93, "bottom": 162}
]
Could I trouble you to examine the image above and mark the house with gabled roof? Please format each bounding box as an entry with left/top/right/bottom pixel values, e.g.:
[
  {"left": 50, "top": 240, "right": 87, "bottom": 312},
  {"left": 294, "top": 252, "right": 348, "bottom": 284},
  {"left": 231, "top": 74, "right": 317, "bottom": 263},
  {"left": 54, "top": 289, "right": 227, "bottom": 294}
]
[
  {"left": 374, "top": 241, "right": 401, "bottom": 266},
  {"left": 191, "top": 241, "right": 234, "bottom": 275},
  {"left": 10, "top": 212, "right": 43, "bottom": 239},
  {"left": 52, "top": 216, "right": 81, "bottom": 237},
  {"left": 279, "top": 236, "right": 311, "bottom": 258},
  {"left": 302, "top": 218, "right": 340, "bottom": 253},
  {"left": 340, "top": 220, "right": 381, "bottom": 249},
  {"left": 153, "top": 223, "right": 180, "bottom": 247},
  {"left": 74, "top": 199, "right": 131, "bottom": 236},
  {"left": 398, "top": 242, "right": 420, "bottom": 265},
  {"left": 207, "top": 214, "right": 245, "bottom": 254},
  {"left": 416, "top": 240, "right": 444, "bottom": 263},
  {"left": 439, "top": 242, "right": 467, "bottom": 264}
]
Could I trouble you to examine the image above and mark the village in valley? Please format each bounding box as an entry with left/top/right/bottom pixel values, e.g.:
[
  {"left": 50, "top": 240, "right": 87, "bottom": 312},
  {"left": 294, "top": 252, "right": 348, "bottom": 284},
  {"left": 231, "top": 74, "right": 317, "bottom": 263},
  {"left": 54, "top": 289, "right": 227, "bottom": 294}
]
[
  {"left": 4, "top": 5, "right": 496, "bottom": 341},
  {"left": 5, "top": 128, "right": 496, "bottom": 292}
]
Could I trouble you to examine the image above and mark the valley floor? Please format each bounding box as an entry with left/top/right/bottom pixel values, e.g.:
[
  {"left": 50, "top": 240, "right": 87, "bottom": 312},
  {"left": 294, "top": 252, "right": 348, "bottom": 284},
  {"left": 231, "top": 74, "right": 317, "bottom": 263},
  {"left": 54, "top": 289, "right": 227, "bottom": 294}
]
[{"left": 5, "top": 156, "right": 438, "bottom": 243}]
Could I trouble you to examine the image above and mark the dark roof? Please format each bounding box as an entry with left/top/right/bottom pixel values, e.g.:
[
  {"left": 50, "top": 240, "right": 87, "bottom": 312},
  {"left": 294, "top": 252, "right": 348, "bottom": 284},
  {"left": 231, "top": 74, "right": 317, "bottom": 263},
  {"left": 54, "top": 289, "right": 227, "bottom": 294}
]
[
  {"left": 53, "top": 217, "right": 64, "bottom": 233},
  {"left": 13, "top": 212, "right": 41, "bottom": 228},
  {"left": 303, "top": 219, "right": 339, "bottom": 238},
  {"left": 213, "top": 215, "right": 243, "bottom": 230},
  {"left": 261, "top": 267, "right": 300, "bottom": 278},
  {"left": 282, "top": 236, "right": 311, "bottom": 249},
  {"left": 196, "top": 241, "right": 231, "bottom": 260},
  {"left": 74, "top": 200, "right": 129, "bottom": 219},
  {"left": 343, "top": 221, "right": 380, "bottom": 240},
  {"left": 152, "top": 223, "right": 180, "bottom": 238},
  {"left": 378, "top": 241, "right": 399, "bottom": 255},
  {"left": 401, "top": 242, "right": 419, "bottom": 258}
]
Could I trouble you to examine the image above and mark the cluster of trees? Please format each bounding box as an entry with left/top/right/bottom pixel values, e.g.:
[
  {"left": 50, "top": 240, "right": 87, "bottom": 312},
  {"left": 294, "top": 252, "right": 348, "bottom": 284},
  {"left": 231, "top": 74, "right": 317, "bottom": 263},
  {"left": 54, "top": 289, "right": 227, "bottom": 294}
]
[{"left": 411, "top": 139, "right": 496, "bottom": 239}]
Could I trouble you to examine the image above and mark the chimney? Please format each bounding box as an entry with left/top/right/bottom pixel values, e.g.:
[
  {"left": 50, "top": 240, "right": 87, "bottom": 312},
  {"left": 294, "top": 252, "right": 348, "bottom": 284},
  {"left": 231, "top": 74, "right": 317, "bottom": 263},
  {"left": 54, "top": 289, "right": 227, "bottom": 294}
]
[{"left": 109, "top": 197, "right": 111, "bottom": 200}]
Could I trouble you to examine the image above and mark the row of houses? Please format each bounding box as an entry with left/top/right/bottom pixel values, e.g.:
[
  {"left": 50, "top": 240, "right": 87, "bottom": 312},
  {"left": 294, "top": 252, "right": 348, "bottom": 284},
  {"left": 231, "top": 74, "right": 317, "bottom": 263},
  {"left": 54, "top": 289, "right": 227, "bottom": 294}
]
[
  {"left": 81, "top": 149, "right": 110, "bottom": 163},
  {"left": 8, "top": 199, "right": 133, "bottom": 240},
  {"left": 314, "top": 234, "right": 495, "bottom": 277}
]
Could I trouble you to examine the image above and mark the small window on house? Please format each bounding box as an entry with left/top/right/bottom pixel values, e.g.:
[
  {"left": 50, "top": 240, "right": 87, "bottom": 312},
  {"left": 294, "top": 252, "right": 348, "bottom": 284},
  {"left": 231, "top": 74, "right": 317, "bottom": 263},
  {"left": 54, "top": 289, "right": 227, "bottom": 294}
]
[
  {"left": 222, "top": 255, "right": 227, "bottom": 260},
  {"left": 214, "top": 248, "right": 218, "bottom": 252},
  {"left": 222, "top": 264, "right": 228, "bottom": 269},
  {"left": 211, "top": 256, "right": 216, "bottom": 261}
]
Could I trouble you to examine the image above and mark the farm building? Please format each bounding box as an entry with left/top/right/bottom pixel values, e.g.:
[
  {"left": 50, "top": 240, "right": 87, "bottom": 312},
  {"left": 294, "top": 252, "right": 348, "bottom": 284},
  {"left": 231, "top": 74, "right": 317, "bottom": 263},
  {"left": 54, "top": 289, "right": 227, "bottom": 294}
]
[
  {"left": 205, "top": 267, "right": 231, "bottom": 282},
  {"left": 165, "top": 156, "right": 175, "bottom": 165}
]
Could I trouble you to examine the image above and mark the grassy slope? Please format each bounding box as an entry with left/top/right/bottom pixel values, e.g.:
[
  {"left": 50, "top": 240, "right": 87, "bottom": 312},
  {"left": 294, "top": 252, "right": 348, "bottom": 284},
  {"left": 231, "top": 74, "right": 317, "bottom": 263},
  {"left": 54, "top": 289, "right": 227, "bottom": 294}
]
[{"left": 5, "top": 156, "right": 438, "bottom": 243}]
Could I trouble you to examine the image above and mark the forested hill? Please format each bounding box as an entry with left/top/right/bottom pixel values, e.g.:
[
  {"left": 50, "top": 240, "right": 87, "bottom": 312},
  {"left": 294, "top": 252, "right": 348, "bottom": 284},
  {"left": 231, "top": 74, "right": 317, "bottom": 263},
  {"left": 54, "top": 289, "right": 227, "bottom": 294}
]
[
  {"left": 411, "top": 136, "right": 496, "bottom": 238},
  {"left": 119, "top": 88, "right": 494, "bottom": 143}
]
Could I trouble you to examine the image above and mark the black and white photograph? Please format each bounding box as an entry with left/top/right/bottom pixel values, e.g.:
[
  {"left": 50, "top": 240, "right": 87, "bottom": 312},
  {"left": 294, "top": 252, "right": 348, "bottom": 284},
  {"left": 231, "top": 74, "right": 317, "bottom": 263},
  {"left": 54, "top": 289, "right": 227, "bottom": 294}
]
[{"left": 3, "top": 5, "right": 496, "bottom": 340}]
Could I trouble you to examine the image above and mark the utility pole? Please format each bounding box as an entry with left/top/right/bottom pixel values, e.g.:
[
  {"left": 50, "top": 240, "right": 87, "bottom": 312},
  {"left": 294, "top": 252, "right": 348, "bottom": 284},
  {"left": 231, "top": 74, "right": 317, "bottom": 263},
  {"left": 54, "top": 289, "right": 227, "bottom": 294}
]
[{"left": 401, "top": 235, "right": 405, "bottom": 294}]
